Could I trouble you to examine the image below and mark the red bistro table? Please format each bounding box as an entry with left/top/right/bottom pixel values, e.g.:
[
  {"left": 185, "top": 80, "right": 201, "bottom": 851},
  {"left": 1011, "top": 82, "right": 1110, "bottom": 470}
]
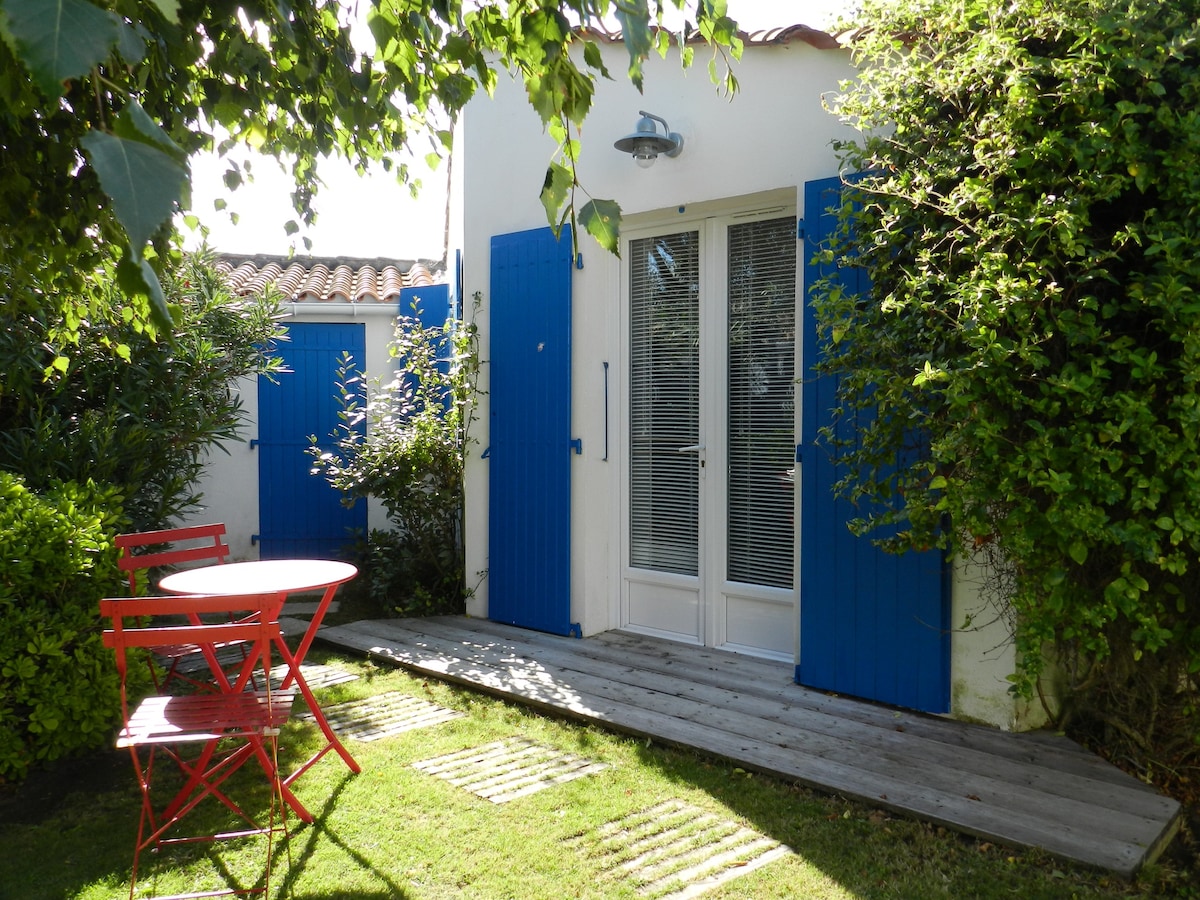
[{"left": 159, "top": 558, "right": 361, "bottom": 821}]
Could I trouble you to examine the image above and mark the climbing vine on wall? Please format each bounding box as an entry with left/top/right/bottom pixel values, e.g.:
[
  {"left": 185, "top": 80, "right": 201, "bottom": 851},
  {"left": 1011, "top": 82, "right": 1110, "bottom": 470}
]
[{"left": 813, "top": 0, "right": 1200, "bottom": 800}]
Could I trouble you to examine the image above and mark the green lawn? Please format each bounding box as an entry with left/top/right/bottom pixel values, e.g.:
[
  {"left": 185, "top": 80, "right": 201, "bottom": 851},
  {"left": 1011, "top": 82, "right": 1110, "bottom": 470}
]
[{"left": 1, "top": 650, "right": 1193, "bottom": 899}]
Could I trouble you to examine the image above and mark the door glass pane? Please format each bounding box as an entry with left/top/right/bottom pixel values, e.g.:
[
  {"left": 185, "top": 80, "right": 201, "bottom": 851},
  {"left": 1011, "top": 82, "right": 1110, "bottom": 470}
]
[
  {"left": 629, "top": 231, "right": 700, "bottom": 575},
  {"left": 727, "top": 216, "right": 797, "bottom": 589}
]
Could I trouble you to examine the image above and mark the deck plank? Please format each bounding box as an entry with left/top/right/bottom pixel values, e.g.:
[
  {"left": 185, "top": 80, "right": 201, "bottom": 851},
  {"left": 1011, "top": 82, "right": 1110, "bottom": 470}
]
[
  {"left": 428, "top": 618, "right": 1146, "bottom": 787},
  {"left": 371, "top": 618, "right": 1176, "bottom": 826},
  {"left": 317, "top": 616, "right": 1181, "bottom": 877}
]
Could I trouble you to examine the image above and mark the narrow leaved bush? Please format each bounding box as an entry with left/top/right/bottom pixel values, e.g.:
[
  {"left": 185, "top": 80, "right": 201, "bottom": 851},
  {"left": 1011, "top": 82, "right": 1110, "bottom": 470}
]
[
  {"left": 816, "top": 0, "right": 1200, "bottom": 796},
  {"left": 0, "top": 250, "right": 284, "bottom": 530},
  {"left": 0, "top": 474, "right": 140, "bottom": 783}
]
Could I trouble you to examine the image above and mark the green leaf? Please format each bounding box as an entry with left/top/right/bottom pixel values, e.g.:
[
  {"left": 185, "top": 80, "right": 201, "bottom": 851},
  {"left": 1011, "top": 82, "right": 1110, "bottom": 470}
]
[
  {"left": 613, "top": 0, "right": 651, "bottom": 91},
  {"left": 81, "top": 130, "right": 188, "bottom": 251},
  {"left": 115, "top": 20, "right": 149, "bottom": 65},
  {"left": 116, "top": 252, "right": 172, "bottom": 329},
  {"left": 539, "top": 162, "right": 572, "bottom": 229},
  {"left": 149, "top": 0, "right": 179, "bottom": 21},
  {"left": 1067, "top": 541, "right": 1088, "bottom": 566},
  {"left": 580, "top": 198, "right": 621, "bottom": 255},
  {"left": 0, "top": 0, "right": 121, "bottom": 99},
  {"left": 112, "top": 101, "right": 188, "bottom": 164},
  {"left": 582, "top": 40, "right": 609, "bottom": 78}
]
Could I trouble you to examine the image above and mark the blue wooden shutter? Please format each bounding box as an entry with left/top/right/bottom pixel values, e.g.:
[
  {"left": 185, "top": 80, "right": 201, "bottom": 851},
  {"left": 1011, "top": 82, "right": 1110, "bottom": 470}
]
[
  {"left": 257, "top": 322, "right": 367, "bottom": 559},
  {"left": 799, "top": 177, "right": 950, "bottom": 713},
  {"left": 488, "top": 226, "right": 579, "bottom": 636}
]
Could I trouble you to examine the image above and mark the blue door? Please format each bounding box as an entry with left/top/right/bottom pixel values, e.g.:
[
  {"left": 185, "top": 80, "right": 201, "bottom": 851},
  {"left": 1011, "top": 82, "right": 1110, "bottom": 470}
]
[
  {"left": 799, "top": 177, "right": 950, "bottom": 713},
  {"left": 487, "top": 226, "right": 579, "bottom": 636},
  {"left": 257, "top": 323, "right": 367, "bottom": 559}
]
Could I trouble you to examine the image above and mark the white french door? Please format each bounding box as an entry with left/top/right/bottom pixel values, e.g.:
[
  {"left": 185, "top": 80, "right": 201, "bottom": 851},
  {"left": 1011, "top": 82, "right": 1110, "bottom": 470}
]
[{"left": 621, "top": 208, "right": 798, "bottom": 659}]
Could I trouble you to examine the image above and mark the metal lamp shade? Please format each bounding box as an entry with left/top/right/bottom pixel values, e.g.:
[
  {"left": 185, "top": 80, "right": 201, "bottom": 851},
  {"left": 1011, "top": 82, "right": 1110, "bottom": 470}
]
[{"left": 613, "top": 113, "right": 683, "bottom": 164}]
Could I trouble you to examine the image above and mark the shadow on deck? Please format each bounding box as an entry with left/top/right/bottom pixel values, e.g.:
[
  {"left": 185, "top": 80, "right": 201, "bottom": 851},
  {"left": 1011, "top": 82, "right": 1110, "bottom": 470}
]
[{"left": 317, "top": 614, "right": 1180, "bottom": 878}]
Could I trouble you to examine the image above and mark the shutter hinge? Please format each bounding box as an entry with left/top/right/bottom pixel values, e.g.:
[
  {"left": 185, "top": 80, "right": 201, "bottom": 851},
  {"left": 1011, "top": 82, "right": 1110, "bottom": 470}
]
[
  {"left": 250, "top": 534, "right": 259, "bottom": 545},
  {"left": 249, "top": 438, "right": 259, "bottom": 449},
  {"left": 480, "top": 446, "right": 491, "bottom": 459},
  {"left": 795, "top": 444, "right": 802, "bottom": 463},
  {"left": 575, "top": 253, "right": 584, "bottom": 270},
  {"left": 569, "top": 438, "right": 582, "bottom": 455},
  {"left": 796, "top": 220, "right": 805, "bottom": 241}
]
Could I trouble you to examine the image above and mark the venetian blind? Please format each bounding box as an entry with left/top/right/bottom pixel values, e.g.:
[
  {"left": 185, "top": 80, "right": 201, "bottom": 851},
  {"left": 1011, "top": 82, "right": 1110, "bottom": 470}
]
[
  {"left": 726, "top": 216, "right": 797, "bottom": 589},
  {"left": 629, "top": 231, "right": 701, "bottom": 576}
]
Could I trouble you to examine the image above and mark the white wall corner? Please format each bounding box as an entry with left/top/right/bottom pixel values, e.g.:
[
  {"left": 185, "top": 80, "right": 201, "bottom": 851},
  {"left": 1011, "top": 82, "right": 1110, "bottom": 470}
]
[{"left": 949, "top": 550, "right": 1051, "bottom": 731}]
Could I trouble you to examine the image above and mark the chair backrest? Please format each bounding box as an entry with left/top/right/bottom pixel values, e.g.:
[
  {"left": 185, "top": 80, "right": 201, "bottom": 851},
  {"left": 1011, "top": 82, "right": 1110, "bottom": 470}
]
[
  {"left": 100, "top": 592, "right": 282, "bottom": 694},
  {"left": 115, "top": 523, "right": 230, "bottom": 594}
]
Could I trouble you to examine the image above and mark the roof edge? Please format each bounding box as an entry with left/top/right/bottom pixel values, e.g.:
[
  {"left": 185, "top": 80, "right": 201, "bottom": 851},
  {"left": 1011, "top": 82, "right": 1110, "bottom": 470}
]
[{"left": 576, "top": 23, "right": 845, "bottom": 51}]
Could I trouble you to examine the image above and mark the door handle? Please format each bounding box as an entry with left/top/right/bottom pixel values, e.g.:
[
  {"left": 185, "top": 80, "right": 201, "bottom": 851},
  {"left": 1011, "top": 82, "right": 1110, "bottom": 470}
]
[{"left": 677, "top": 444, "right": 706, "bottom": 453}]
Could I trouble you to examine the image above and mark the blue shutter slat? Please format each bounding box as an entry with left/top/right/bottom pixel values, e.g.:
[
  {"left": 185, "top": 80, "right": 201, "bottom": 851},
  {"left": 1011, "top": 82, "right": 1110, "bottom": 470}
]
[
  {"left": 488, "top": 226, "right": 578, "bottom": 637},
  {"left": 257, "top": 323, "right": 367, "bottom": 559},
  {"left": 799, "top": 177, "right": 949, "bottom": 713}
]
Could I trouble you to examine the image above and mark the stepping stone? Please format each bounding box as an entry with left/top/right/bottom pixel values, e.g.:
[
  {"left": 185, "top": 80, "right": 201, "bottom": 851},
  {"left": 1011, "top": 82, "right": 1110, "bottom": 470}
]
[
  {"left": 172, "top": 652, "right": 359, "bottom": 692},
  {"left": 562, "top": 799, "right": 791, "bottom": 899},
  {"left": 268, "top": 662, "right": 359, "bottom": 691},
  {"left": 281, "top": 600, "right": 339, "bottom": 617},
  {"left": 296, "top": 690, "right": 464, "bottom": 741},
  {"left": 412, "top": 736, "right": 608, "bottom": 803},
  {"left": 171, "top": 643, "right": 254, "bottom": 677},
  {"left": 277, "top": 614, "right": 310, "bottom": 637}
]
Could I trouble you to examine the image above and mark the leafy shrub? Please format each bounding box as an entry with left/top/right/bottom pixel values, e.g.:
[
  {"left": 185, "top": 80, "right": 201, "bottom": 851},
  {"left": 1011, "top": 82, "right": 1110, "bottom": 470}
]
[
  {"left": 0, "top": 473, "right": 137, "bottom": 783},
  {"left": 817, "top": 0, "right": 1200, "bottom": 799},
  {"left": 0, "top": 250, "right": 284, "bottom": 530},
  {"left": 311, "top": 301, "right": 479, "bottom": 616}
]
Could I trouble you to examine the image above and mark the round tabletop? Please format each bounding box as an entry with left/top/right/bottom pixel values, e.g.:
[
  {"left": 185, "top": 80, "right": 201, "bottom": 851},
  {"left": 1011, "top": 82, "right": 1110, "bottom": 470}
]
[{"left": 158, "top": 558, "right": 358, "bottom": 596}]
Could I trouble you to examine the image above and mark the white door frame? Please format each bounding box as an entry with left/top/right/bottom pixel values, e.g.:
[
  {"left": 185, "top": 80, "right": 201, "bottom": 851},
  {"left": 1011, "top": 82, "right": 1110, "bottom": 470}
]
[{"left": 613, "top": 191, "right": 799, "bottom": 659}]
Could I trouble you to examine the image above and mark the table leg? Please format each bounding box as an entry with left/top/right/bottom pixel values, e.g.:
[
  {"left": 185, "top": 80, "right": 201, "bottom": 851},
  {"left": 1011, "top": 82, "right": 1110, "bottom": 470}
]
[
  {"left": 274, "top": 636, "right": 361, "bottom": 782},
  {"left": 282, "top": 583, "right": 340, "bottom": 685}
]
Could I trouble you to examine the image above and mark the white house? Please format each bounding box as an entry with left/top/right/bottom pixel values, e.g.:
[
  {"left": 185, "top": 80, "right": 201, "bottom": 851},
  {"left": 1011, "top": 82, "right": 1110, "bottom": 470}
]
[
  {"left": 183, "top": 254, "right": 450, "bottom": 563},
  {"left": 453, "top": 25, "right": 1041, "bottom": 730}
]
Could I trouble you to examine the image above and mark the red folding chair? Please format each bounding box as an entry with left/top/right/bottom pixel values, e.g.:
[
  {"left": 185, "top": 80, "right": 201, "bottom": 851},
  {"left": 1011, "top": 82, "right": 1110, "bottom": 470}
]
[
  {"left": 101, "top": 593, "right": 297, "bottom": 900},
  {"left": 116, "top": 524, "right": 245, "bottom": 690}
]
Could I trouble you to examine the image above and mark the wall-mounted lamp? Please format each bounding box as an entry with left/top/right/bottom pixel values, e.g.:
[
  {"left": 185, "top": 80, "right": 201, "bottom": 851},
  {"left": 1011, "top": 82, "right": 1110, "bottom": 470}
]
[{"left": 613, "top": 110, "right": 684, "bottom": 168}]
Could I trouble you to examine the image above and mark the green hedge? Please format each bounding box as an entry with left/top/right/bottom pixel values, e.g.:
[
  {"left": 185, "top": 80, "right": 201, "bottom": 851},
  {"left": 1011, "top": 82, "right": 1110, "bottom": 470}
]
[{"left": 0, "top": 473, "right": 133, "bottom": 783}]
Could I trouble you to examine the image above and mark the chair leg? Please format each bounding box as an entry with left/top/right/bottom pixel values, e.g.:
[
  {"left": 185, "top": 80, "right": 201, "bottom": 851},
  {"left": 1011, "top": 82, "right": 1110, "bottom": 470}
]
[{"left": 125, "top": 736, "right": 292, "bottom": 900}]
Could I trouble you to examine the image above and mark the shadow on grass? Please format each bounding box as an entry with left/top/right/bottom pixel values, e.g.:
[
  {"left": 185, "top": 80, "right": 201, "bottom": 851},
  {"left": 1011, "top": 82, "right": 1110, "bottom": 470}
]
[
  {"left": 0, "top": 747, "right": 411, "bottom": 900},
  {"left": 278, "top": 774, "right": 415, "bottom": 900},
  {"left": 617, "top": 731, "right": 1196, "bottom": 900}
]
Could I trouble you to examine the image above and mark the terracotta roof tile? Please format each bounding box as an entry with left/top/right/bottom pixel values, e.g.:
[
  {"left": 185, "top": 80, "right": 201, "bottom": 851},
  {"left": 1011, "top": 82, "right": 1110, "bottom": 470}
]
[
  {"left": 578, "top": 23, "right": 845, "bottom": 50},
  {"left": 217, "top": 254, "right": 445, "bottom": 303}
]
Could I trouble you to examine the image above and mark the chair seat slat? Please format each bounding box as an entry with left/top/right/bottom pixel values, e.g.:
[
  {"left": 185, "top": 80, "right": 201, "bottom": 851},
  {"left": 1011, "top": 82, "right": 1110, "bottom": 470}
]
[{"left": 117, "top": 691, "right": 297, "bottom": 747}]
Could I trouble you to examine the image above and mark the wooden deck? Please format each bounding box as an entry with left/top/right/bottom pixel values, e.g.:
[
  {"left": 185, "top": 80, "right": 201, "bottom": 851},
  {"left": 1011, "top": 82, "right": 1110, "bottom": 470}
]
[{"left": 317, "top": 615, "right": 1181, "bottom": 878}]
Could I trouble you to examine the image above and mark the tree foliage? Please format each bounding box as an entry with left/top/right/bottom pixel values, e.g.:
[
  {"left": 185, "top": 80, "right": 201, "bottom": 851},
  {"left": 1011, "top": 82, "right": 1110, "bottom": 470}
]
[
  {"left": 817, "top": 0, "right": 1200, "bottom": 794},
  {"left": 0, "top": 251, "right": 285, "bottom": 530},
  {"left": 0, "top": 0, "right": 741, "bottom": 335}
]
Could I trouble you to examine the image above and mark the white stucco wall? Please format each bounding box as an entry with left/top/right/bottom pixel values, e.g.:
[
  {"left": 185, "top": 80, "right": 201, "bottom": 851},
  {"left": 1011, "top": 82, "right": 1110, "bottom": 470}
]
[
  {"left": 457, "top": 34, "right": 1033, "bottom": 728},
  {"left": 461, "top": 36, "right": 857, "bottom": 625},
  {"left": 950, "top": 553, "right": 1051, "bottom": 730},
  {"left": 181, "top": 304, "right": 403, "bottom": 561}
]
